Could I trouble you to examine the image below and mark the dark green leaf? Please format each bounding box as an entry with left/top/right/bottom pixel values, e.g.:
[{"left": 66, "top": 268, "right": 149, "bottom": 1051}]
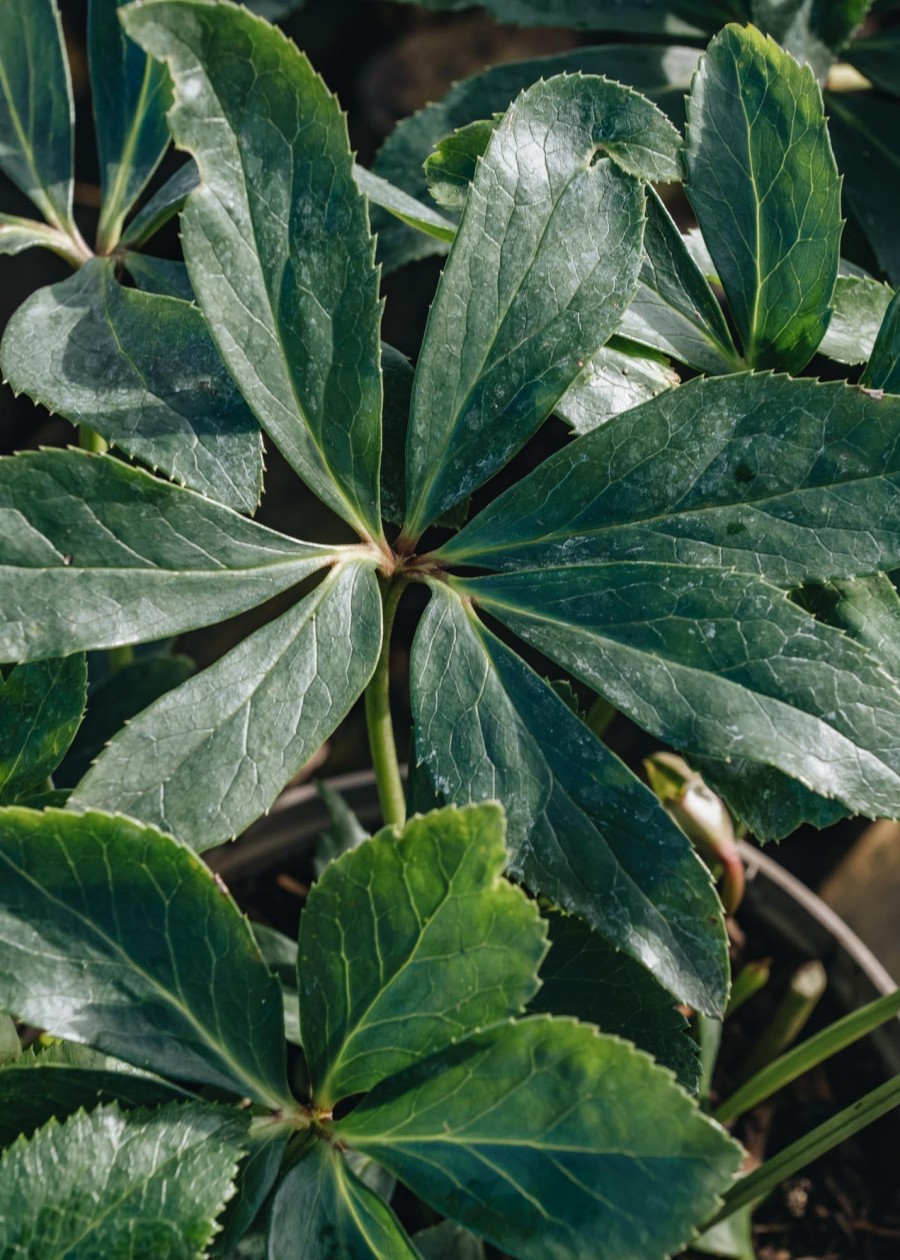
[
  {"left": 90, "top": 0, "right": 172, "bottom": 246},
  {"left": 0, "top": 1101, "right": 247, "bottom": 1258},
  {"left": 403, "top": 75, "right": 649, "bottom": 537},
  {"left": 300, "top": 803, "right": 546, "bottom": 1106},
  {"left": 2, "top": 259, "right": 264, "bottom": 512},
  {"left": 314, "top": 781, "right": 370, "bottom": 878},
  {"left": 825, "top": 89, "right": 900, "bottom": 284},
  {"left": 695, "top": 572, "right": 900, "bottom": 839},
  {"left": 251, "top": 925, "right": 300, "bottom": 1047},
  {"left": 619, "top": 188, "right": 741, "bottom": 374},
  {"left": 685, "top": 24, "right": 841, "bottom": 371},
  {"left": 0, "top": 1048, "right": 191, "bottom": 1148},
  {"left": 373, "top": 45, "right": 699, "bottom": 272},
  {"left": 55, "top": 652, "right": 194, "bottom": 789},
  {"left": 121, "top": 159, "right": 199, "bottom": 248},
  {"left": 531, "top": 912, "right": 701, "bottom": 1091},
  {"left": 0, "top": 449, "right": 332, "bottom": 661},
  {"left": 819, "top": 273, "right": 894, "bottom": 366},
  {"left": 0, "top": 656, "right": 86, "bottom": 802},
  {"left": 411, "top": 587, "right": 728, "bottom": 1015},
  {"left": 379, "top": 344, "right": 414, "bottom": 530},
  {"left": 124, "top": 0, "right": 384, "bottom": 540},
  {"left": 267, "top": 1140, "right": 419, "bottom": 1259},
  {"left": 214, "top": 1123, "right": 291, "bottom": 1256},
  {"left": 848, "top": 32, "right": 900, "bottom": 96},
  {"left": 0, "top": 808, "right": 293, "bottom": 1106},
  {"left": 751, "top": 0, "right": 868, "bottom": 81},
  {"left": 337, "top": 1017, "right": 741, "bottom": 1260},
  {"left": 126, "top": 252, "right": 196, "bottom": 301},
  {"left": 441, "top": 373, "right": 900, "bottom": 586},
  {"left": 0, "top": 0, "right": 75, "bottom": 231},
  {"left": 245, "top": 0, "right": 309, "bottom": 15},
  {"left": 555, "top": 337, "right": 679, "bottom": 433},
  {"left": 71, "top": 563, "right": 382, "bottom": 849},
  {"left": 460, "top": 564, "right": 900, "bottom": 819},
  {"left": 862, "top": 286, "right": 900, "bottom": 392}
]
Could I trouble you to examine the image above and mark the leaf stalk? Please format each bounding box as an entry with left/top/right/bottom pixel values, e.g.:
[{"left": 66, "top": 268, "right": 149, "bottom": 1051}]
[{"left": 365, "top": 576, "right": 408, "bottom": 829}]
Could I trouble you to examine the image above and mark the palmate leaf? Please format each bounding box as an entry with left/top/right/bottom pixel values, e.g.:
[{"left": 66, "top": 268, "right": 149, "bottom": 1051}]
[
  {"left": 373, "top": 46, "right": 699, "bottom": 272},
  {"left": 126, "top": 253, "right": 196, "bottom": 301},
  {"left": 71, "top": 562, "right": 382, "bottom": 850},
  {"left": 531, "top": 912, "right": 701, "bottom": 1092},
  {"left": 457, "top": 564, "right": 900, "bottom": 820},
  {"left": 300, "top": 803, "right": 547, "bottom": 1106},
  {"left": 336, "top": 1017, "right": 741, "bottom": 1260},
  {"left": 90, "top": 0, "right": 172, "bottom": 246},
  {"left": 863, "top": 287, "right": 900, "bottom": 392},
  {"left": 0, "top": 655, "right": 86, "bottom": 803},
  {"left": 410, "top": 586, "right": 728, "bottom": 1015},
  {"left": 439, "top": 373, "right": 900, "bottom": 586},
  {"left": 0, "top": 449, "right": 333, "bottom": 662},
  {"left": 685, "top": 24, "right": 841, "bottom": 372},
  {"left": 0, "top": 808, "right": 292, "bottom": 1107},
  {"left": 402, "top": 74, "right": 657, "bottom": 538},
  {"left": 215, "top": 1122, "right": 292, "bottom": 1256},
  {"left": 0, "top": 1045, "right": 191, "bottom": 1148},
  {"left": 0, "top": 1101, "right": 246, "bottom": 1259},
  {"left": 267, "top": 1140, "right": 418, "bottom": 1260},
  {"left": 1, "top": 259, "right": 264, "bottom": 513},
  {"left": 826, "top": 90, "right": 900, "bottom": 285},
  {"left": 0, "top": 0, "right": 75, "bottom": 232},
  {"left": 124, "top": 0, "right": 384, "bottom": 541}
]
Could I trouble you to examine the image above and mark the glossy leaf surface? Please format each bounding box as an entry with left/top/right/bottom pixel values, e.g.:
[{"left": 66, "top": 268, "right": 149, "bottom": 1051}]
[
  {"left": 267, "top": 1140, "right": 419, "bottom": 1259},
  {"left": 442, "top": 373, "right": 900, "bottom": 586},
  {"left": 72, "top": 564, "right": 382, "bottom": 849},
  {"left": 0, "top": 808, "right": 292, "bottom": 1106},
  {"left": 90, "top": 0, "right": 172, "bottom": 242},
  {"left": 300, "top": 803, "right": 546, "bottom": 1105},
  {"left": 404, "top": 75, "right": 651, "bottom": 536},
  {"left": 0, "top": 656, "right": 86, "bottom": 802},
  {"left": 411, "top": 587, "right": 728, "bottom": 1015},
  {"left": 124, "top": 0, "right": 384, "bottom": 538},
  {"left": 685, "top": 25, "right": 841, "bottom": 371},
  {"left": 0, "top": 450, "right": 332, "bottom": 661},
  {"left": 554, "top": 337, "right": 679, "bottom": 433},
  {"left": 2, "top": 259, "right": 264, "bottom": 512},
  {"left": 531, "top": 911, "right": 701, "bottom": 1091},
  {"left": 819, "top": 273, "right": 894, "bottom": 366},
  {"left": 0, "top": 1101, "right": 246, "bottom": 1259},
  {"left": 462, "top": 565, "right": 900, "bottom": 819},
  {"left": 0, "top": 0, "right": 75, "bottom": 230},
  {"left": 337, "top": 1017, "right": 741, "bottom": 1260}
]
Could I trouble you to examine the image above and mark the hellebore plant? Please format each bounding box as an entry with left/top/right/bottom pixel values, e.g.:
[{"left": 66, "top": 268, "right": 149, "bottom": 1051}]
[{"left": 0, "top": 0, "right": 900, "bottom": 1255}]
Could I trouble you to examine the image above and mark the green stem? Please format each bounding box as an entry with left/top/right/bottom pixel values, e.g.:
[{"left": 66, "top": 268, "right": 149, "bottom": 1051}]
[
  {"left": 78, "top": 426, "right": 108, "bottom": 454},
  {"left": 725, "top": 958, "right": 771, "bottom": 1019},
  {"left": 735, "top": 960, "right": 827, "bottom": 1082},
  {"left": 716, "top": 987, "right": 900, "bottom": 1126},
  {"left": 708, "top": 1074, "right": 900, "bottom": 1226},
  {"left": 365, "top": 577, "right": 408, "bottom": 829}
]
